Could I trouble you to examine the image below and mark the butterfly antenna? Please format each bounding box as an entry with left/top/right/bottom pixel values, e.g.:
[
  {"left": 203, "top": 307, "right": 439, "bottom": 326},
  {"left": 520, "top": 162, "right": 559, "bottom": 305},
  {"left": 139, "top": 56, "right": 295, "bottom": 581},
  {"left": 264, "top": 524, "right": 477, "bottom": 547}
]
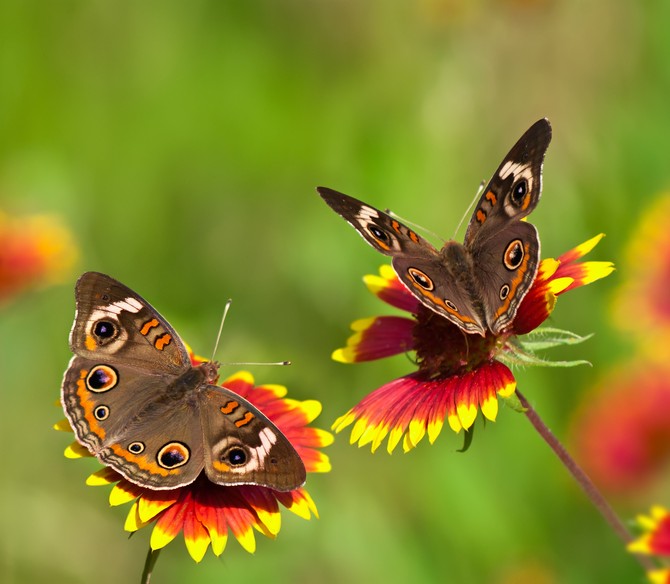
[
  {"left": 210, "top": 299, "right": 233, "bottom": 363},
  {"left": 212, "top": 299, "right": 291, "bottom": 367},
  {"left": 384, "top": 208, "right": 445, "bottom": 245},
  {"left": 452, "top": 180, "right": 486, "bottom": 240}
]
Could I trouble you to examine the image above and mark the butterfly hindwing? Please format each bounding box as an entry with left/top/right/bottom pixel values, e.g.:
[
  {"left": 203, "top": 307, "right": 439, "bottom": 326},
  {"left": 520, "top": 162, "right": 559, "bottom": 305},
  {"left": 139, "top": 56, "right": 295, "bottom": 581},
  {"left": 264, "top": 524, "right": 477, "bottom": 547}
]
[
  {"left": 392, "top": 250, "right": 487, "bottom": 334},
  {"left": 470, "top": 220, "right": 540, "bottom": 334},
  {"left": 200, "top": 385, "right": 306, "bottom": 492},
  {"left": 61, "top": 356, "right": 205, "bottom": 489}
]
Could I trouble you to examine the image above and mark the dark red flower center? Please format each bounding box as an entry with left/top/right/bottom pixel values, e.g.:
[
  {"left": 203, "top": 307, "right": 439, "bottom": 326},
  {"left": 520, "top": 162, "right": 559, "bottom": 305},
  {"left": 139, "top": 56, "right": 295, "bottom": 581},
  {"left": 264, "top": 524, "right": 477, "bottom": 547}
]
[{"left": 412, "top": 306, "right": 504, "bottom": 378}]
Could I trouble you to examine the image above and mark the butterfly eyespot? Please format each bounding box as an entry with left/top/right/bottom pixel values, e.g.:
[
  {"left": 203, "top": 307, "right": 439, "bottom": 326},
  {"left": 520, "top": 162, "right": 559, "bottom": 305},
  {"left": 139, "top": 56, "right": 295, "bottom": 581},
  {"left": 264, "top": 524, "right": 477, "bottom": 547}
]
[
  {"left": 93, "top": 320, "right": 117, "bottom": 340},
  {"left": 445, "top": 299, "right": 458, "bottom": 312},
  {"left": 93, "top": 405, "right": 109, "bottom": 420},
  {"left": 503, "top": 239, "right": 525, "bottom": 270},
  {"left": 86, "top": 365, "right": 118, "bottom": 393},
  {"left": 511, "top": 179, "right": 528, "bottom": 205},
  {"left": 367, "top": 224, "right": 390, "bottom": 243},
  {"left": 157, "top": 442, "right": 190, "bottom": 469},
  {"left": 128, "top": 441, "right": 145, "bottom": 454},
  {"left": 408, "top": 267, "right": 434, "bottom": 291},
  {"left": 499, "top": 284, "right": 510, "bottom": 300},
  {"left": 225, "top": 447, "right": 248, "bottom": 466}
]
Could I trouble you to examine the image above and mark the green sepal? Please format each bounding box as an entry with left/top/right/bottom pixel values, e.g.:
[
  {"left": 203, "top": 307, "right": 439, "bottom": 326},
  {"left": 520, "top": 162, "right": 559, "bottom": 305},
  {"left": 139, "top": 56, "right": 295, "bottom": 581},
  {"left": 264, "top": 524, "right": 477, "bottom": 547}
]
[
  {"left": 501, "top": 390, "right": 526, "bottom": 413},
  {"left": 457, "top": 423, "right": 475, "bottom": 453},
  {"left": 518, "top": 327, "right": 593, "bottom": 351},
  {"left": 500, "top": 328, "right": 593, "bottom": 368}
]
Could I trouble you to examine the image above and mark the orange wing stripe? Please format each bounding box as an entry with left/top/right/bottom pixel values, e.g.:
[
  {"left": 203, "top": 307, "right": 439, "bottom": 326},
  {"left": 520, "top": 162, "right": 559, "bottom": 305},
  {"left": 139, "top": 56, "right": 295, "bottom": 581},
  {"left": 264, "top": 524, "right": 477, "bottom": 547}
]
[
  {"left": 141, "top": 318, "right": 159, "bottom": 336},
  {"left": 235, "top": 412, "right": 255, "bottom": 427},
  {"left": 154, "top": 333, "right": 172, "bottom": 350}
]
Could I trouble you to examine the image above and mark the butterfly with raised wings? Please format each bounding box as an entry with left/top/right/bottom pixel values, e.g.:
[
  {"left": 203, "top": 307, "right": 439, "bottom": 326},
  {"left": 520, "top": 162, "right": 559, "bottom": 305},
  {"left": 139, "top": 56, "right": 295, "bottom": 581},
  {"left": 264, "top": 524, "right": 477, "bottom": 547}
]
[{"left": 318, "top": 118, "right": 552, "bottom": 337}]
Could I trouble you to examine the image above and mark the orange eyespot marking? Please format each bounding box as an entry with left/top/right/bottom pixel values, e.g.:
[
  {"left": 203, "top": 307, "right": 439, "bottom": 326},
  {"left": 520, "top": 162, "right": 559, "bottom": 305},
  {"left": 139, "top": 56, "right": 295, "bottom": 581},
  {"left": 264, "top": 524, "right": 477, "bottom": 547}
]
[
  {"left": 408, "top": 267, "right": 434, "bottom": 291},
  {"left": 86, "top": 365, "right": 118, "bottom": 393},
  {"left": 109, "top": 444, "right": 170, "bottom": 476},
  {"left": 75, "top": 370, "right": 107, "bottom": 440},
  {"left": 476, "top": 209, "right": 486, "bottom": 224},
  {"left": 503, "top": 239, "right": 525, "bottom": 270},
  {"left": 220, "top": 400, "right": 239, "bottom": 414},
  {"left": 235, "top": 412, "right": 255, "bottom": 428},
  {"left": 156, "top": 442, "right": 190, "bottom": 469},
  {"left": 485, "top": 191, "right": 497, "bottom": 205},
  {"left": 154, "top": 333, "right": 172, "bottom": 350},
  {"left": 212, "top": 460, "right": 231, "bottom": 472},
  {"left": 521, "top": 193, "right": 531, "bottom": 211},
  {"left": 85, "top": 335, "right": 97, "bottom": 351},
  {"left": 140, "top": 318, "right": 159, "bottom": 336},
  {"left": 494, "top": 242, "right": 532, "bottom": 320}
]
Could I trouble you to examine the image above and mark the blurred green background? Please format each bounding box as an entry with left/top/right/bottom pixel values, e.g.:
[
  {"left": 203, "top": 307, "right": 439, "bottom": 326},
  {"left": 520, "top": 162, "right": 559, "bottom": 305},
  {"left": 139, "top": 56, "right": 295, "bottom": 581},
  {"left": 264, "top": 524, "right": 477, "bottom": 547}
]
[{"left": 2, "top": 1, "right": 669, "bottom": 582}]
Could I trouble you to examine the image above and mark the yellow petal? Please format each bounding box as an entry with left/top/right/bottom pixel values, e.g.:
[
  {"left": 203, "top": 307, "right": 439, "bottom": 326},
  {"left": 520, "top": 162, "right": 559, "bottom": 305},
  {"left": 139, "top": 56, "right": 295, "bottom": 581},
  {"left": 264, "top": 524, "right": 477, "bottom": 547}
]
[
  {"left": 86, "top": 469, "right": 116, "bottom": 486},
  {"left": 427, "top": 418, "right": 444, "bottom": 444},
  {"left": 209, "top": 529, "right": 228, "bottom": 556},
  {"left": 109, "top": 483, "right": 138, "bottom": 507},
  {"left": 408, "top": 418, "right": 426, "bottom": 447},
  {"left": 64, "top": 442, "right": 90, "bottom": 459},
  {"left": 350, "top": 418, "right": 369, "bottom": 444},
  {"left": 185, "top": 533, "right": 210, "bottom": 563},
  {"left": 456, "top": 402, "right": 478, "bottom": 430},
  {"left": 222, "top": 370, "right": 254, "bottom": 386},
  {"left": 386, "top": 426, "right": 404, "bottom": 453},
  {"left": 233, "top": 526, "right": 256, "bottom": 554},
  {"left": 53, "top": 419, "right": 73, "bottom": 432},
  {"left": 258, "top": 383, "right": 288, "bottom": 398},
  {"left": 150, "top": 523, "right": 179, "bottom": 551},
  {"left": 480, "top": 394, "right": 499, "bottom": 422},
  {"left": 572, "top": 233, "right": 605, "bottom": 257},
  {"left": 332, "top": 410, "right": 355, "bottom": 433},
  {"left": 255, "top": 507, "right": 281, "bottom": 536}
]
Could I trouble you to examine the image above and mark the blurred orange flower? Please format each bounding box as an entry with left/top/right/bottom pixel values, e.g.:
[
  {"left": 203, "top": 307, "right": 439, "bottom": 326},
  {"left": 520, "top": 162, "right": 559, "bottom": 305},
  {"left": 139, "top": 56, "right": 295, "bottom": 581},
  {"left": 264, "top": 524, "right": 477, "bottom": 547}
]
[{"left": 0, "top": 210, "right": 77, "bottom": 303}]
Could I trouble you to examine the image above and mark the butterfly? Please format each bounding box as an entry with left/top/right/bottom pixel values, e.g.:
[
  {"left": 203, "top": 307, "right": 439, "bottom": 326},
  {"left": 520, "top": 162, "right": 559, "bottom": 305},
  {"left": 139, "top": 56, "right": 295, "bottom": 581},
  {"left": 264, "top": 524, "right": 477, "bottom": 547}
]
[
  {"left": 61, "top": 272, "right": 306, "bottom": 491},
  {"left": 318, "top": 118, "right": 552, "bottom": 336}
]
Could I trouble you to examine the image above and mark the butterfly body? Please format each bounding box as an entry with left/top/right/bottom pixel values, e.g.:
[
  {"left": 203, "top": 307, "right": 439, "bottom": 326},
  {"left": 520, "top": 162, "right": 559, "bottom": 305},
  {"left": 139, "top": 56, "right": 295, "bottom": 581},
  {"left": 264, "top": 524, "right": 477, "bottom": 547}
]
[
  {"left": 318, "top": 118, "right": 552, "bottom": 336},
  {"left": 61, "top": 272, "right": 306, "bottom": 492}
]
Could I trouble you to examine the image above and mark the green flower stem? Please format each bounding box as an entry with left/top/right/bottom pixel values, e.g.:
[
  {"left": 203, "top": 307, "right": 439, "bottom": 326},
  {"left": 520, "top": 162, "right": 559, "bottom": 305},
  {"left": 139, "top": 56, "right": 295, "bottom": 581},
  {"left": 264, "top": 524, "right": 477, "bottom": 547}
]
[
  {"left": 516, "top": 390, "right": 657, "bottom": 573},
  {"left": 141, "top": 548, "right": 161, "bottom": 584}
]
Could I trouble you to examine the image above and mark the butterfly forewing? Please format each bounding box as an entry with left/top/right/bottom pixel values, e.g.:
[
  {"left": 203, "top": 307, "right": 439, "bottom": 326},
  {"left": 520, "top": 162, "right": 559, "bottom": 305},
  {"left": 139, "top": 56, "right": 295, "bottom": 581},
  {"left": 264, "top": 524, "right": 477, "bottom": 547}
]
[
  {"left": 464, "top": 118, "right": 551, "bottom": 248},
  {"left": 317, "top": 187, "right": 440, "bottom": 258},
  {"left": 70, "top": 272, "right": 191, "bottom": 375}
]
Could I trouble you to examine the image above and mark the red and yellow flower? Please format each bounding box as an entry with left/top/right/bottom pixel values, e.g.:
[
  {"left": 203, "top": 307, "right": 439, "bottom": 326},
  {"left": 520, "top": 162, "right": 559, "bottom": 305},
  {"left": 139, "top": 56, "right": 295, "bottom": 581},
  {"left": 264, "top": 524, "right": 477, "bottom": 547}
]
[
  {"left": 629, "top": 506, "right": 670, "bottom": 583},
  {"left": 0, "top": 210, "right": 77, "bottom": 303},
  {"left": 571, "top": 362, "right": 670, "bottom": 495},
  {"left": 612, "top": 194, "right": 670, "bottom": 347},
  {"left": 332, "top": 235, "right": 613, "bottom": 453},
  {"left": 56, "top": 365, "right": 332, "bottom": 562}
]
